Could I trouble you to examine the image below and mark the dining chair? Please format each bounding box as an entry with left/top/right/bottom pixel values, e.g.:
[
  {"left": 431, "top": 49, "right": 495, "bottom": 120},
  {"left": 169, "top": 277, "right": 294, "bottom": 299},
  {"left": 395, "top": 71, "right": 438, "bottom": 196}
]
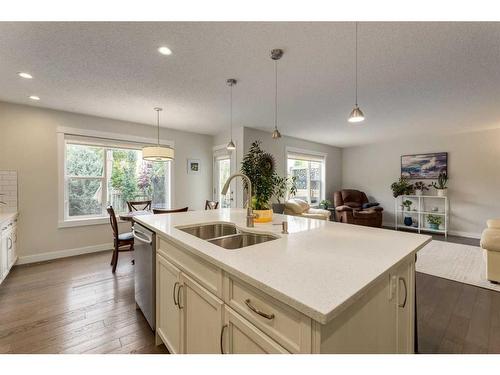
[
  {"left": 107, "top": 206, "right": 134, "bottom": 273},
  {"left": 205, "top": 200, "right": 219, "bottom": 210},
  {"left": 127, "top": 200, "right": 152, "bottom": 212},
  {"left": 153, "top": 207, "right": 189, "bottom": 214}
]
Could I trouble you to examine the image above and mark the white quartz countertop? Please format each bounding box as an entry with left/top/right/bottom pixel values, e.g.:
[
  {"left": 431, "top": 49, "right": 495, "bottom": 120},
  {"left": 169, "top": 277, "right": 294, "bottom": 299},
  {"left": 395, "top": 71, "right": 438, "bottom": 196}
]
[
  {"left": 135, "top": 209, "right": 431, "bottom": 324},
  {"left": 0, "top": 212, "right": 17, "bottom": 226}
]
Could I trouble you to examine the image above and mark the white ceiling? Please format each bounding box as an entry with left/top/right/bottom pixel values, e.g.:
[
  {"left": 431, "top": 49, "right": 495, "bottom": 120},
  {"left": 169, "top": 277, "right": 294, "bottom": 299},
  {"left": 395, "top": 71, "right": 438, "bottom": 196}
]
[{"left": 1, "top": 22, "right": 500, "bottom": 147}]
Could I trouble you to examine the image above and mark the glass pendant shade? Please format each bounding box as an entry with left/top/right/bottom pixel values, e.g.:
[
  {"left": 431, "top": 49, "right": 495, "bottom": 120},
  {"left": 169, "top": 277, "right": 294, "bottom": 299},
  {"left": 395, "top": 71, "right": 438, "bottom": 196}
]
[
  {"left": 226, "top": 78, "right": 237, "bottom": 151},
  {"left": 143, "top": 107, "right": 175, "bottom": 162},
  {"left": 348, "top": 106, "right": 365, "bottom": 123},
  {"left": 271, "top": 49, "right": 284, "bottom": 140},
  {"left": 271, "top": 128, "right": 282, "bottom": 139},
  {"left": 226, "top": 140, "right": 236, "bottom": 150},
  {"left": 348, "top": 22, "right": 366, "bottom": 124}
]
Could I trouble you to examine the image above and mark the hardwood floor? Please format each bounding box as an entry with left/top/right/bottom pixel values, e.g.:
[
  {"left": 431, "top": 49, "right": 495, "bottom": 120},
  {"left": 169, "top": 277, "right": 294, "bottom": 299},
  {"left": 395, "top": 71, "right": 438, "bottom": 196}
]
[
  {"left": 1, "top": 243, "right": 498, "bottom": 354},
  {"left": 0, "top": 251, "right": 167, "bottom": 354},
  {"left": 417, "top": 272, "right": 500, "bottom": 354}
]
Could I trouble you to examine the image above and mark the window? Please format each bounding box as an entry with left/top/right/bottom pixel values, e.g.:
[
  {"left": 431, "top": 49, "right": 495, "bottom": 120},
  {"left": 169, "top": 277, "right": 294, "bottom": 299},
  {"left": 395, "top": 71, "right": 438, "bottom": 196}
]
[
  {"left": 215, "top": 155, "right": 231, "bottom": 208},
  {"left": 62, "top": 135, "right": 171, "bottom": 224},
  {"left": 286, "top": 150, "right": 326, "bottom": 206}
]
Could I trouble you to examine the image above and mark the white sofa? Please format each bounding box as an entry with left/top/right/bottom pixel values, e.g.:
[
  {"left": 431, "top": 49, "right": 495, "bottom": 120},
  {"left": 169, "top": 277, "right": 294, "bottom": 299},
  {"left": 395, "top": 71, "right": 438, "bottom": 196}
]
[
  {"left": 480, "top": 219, "right": 500, "bottom": 284},
  {"left": 283, "top": 198, "right": 331, "bottom": 221}
]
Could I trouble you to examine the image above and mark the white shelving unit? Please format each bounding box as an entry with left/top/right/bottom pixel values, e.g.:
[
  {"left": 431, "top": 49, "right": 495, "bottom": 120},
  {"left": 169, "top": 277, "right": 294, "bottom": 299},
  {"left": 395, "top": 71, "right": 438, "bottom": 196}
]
[{"left": 394, "top": 195, "right": 449, "bottom": 238}]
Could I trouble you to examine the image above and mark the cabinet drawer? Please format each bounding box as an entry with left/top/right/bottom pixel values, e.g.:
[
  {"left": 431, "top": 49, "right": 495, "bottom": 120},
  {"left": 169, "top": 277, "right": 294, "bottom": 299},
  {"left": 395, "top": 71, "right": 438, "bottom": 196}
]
[
  {"left": 224, "top": 275, "right": 312, "bottom": 353},
  {"left": 158, "top": 237, "right": 223, "bottom": 298}
]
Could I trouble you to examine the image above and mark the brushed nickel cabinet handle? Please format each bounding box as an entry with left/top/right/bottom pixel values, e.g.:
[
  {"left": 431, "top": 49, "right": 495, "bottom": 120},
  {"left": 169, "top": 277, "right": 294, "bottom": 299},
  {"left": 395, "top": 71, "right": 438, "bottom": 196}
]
[
  {"left": 173, "top": 281, "right": 179, "bottom": 306},
  {"left": 177, "top": 284, "right": 184, "bottom": 309},
  {"left": 220, "top": 324, "right": 228, "bottom": 354},
  {"left": 398, "top": 277, "right": 408, "bottom": 308},
  {"left": 244, "top": 299, "right": 275, "bottom": 320}
]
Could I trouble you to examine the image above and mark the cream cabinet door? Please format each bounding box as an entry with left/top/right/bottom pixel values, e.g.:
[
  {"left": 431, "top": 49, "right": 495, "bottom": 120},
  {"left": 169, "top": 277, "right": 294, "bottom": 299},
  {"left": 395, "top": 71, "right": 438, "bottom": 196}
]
[
  {"left": 7, "top": 226, "right": 16, "bottom": 268},
  {"left": 395, "top": 256, "right": 415, "bottom": 353},
  {"left": 9, "top": 225, "right": 17, "bottom": 268},
  {"left": 157, "top": 254, "right": 183, "bottom": 353},
  {"left": 222, "top": 306, "right": 288, "bottom": 354},
  {"left": 0, "top": 229, "right": 8, "bottom": 281},
  {"left": 179, "top": 273, "right": 224, "bottom": 353}
]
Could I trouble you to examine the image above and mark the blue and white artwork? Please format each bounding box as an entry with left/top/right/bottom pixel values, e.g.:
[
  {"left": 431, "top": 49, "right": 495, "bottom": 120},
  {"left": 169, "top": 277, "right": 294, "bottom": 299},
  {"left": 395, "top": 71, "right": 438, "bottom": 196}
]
[{"left": 401, "top": 152, "right": 448, "bottom": 179}]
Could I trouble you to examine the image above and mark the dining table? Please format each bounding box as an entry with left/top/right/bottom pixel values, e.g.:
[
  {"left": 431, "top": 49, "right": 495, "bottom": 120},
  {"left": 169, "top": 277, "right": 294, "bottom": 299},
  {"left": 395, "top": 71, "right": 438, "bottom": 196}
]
[{"left": 119, "top": 210, "right": 153, "bottom": 222}]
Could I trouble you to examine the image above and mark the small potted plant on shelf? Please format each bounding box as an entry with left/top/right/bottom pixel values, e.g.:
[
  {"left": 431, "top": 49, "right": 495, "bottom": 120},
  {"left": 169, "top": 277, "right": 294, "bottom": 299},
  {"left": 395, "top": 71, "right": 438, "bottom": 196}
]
[
  {"left": 431, "top": 172, "right": 448, "bottom": 197},
  {"left": 390, "top": 177, "right": 414, "bottom": 198},
  {"left": 402, "top": 200, "right": 413, "bottom": 226},
  {"left": 427, "top": 214, "right": 442, "bottom": 230},
  {"left": 414, "top": 181, "right": 430, "bottom": 196},
  {"left": 402, "top": 200, "right": 413, "bottom": 211}
]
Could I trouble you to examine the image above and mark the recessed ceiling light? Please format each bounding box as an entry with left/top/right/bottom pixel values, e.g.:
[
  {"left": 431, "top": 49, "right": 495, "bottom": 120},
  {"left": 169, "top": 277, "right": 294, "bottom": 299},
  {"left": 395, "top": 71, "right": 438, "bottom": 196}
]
[
  {"left": 18, "top": 72, "right": 33, "bottom": 79},
  {"left": 29, "top": 95, "right": 40, "bottom": 101},
  {"left": 158, "top": 46, "right": 172, "bottom": 55}
]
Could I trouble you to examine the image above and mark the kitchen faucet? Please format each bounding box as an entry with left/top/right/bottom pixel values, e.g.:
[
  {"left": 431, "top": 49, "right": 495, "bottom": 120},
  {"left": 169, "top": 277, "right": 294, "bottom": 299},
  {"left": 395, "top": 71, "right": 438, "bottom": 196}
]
[{"left": 221, "top": 173, "right": 255, "bottom": 228}]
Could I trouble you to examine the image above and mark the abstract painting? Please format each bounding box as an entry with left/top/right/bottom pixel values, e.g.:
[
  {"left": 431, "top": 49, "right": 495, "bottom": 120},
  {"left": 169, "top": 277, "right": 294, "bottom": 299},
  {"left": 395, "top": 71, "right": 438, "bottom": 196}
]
[
  {"left": 187, "top": 159, "right": 201, "bottom": 174},
  {"left": 401, "top": 152, "right": 448, "bottom": 179}
]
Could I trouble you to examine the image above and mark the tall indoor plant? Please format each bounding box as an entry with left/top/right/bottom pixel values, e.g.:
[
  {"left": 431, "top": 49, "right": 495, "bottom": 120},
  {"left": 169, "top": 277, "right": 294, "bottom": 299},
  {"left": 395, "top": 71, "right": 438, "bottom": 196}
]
[{"left": 241, "top": 140, "right": 278, "bottom": 222}]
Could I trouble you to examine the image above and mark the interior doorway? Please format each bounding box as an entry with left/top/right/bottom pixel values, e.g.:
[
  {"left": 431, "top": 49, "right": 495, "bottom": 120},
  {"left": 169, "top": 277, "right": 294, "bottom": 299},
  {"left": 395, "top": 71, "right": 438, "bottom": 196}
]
[{"left": 213, "top": 146, "right": 235, "bottom": 208}]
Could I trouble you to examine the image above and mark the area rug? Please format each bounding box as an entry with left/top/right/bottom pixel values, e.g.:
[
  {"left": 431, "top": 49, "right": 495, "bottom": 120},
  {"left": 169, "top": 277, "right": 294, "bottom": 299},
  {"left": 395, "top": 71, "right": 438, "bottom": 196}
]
[{"left": 416, "top": 240, "right": 500, "bottom": 292}]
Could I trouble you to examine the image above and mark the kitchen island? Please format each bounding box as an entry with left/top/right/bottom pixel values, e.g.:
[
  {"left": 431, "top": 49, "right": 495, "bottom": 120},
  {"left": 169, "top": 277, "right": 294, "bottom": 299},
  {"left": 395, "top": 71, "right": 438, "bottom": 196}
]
[{"left": 135, "top": 208, "right": 431, "bottom": 354}]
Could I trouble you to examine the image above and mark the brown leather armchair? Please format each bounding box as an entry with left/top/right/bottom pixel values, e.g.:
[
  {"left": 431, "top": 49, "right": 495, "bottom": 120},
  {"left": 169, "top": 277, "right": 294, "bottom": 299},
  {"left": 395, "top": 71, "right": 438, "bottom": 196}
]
[{"left": 333, "top": 189, "right": 383, "bottom": 227}]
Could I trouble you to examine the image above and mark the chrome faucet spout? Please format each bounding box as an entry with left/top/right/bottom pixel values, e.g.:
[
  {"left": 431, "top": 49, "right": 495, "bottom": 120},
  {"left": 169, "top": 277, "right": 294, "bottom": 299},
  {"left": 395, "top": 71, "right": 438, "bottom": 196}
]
[{"left": 221, "top": 173, "right": 255, "bottom": 227}]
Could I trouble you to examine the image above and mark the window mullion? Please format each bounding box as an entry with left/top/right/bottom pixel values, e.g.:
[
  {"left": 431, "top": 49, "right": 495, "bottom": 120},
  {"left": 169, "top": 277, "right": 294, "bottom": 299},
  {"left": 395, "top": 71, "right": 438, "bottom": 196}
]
[{"left": 102, "top": 148, "right": 109, "bottom": 216}]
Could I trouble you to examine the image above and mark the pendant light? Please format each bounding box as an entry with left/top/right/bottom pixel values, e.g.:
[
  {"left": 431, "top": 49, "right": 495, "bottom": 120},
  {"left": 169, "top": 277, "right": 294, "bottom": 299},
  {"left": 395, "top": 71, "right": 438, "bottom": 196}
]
[
  {"left": 271, "top": 48, "right": 283, "bottom": 139},
  {"left": 142, "top": 107, "right": 175, "bottom": 161},
  {"left": 348, "top": 22, "right": 365, "bottom": 123},
  {"left": 226, "top": 78, "right": 237, "bottom": 151}
]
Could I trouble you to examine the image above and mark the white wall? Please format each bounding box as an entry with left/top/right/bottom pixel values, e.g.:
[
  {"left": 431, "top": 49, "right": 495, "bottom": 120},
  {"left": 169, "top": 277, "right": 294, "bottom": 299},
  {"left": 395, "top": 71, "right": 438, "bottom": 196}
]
[
  {"left": 342, "top": 128, "right": 500, "bottom": 238},
  {"left": 0, "top": 101, "right": 213, "bottom": 261},
  {"left": 243, "top": 127, "right": 343, "bottom": 203}
]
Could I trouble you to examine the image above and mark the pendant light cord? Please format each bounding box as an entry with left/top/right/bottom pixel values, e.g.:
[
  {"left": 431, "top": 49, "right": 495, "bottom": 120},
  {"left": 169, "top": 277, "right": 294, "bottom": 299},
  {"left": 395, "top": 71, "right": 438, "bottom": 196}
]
[
  {"left": 274, "top": 59, "right": 278, "bottom": 130},
  {"left": 355, "top": 22, "right": 358, "bottom": 107},
  {"left": 156, "top": 110, "right": 160, "bottom": 146},
  {"left": 230, "top": 83, "right": 233, "bottom": 140}
]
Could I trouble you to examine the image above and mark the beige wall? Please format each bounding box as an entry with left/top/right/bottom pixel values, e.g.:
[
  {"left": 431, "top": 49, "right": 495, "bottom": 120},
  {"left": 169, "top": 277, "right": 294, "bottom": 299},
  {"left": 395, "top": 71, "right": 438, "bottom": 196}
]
[
  {"left": 342, "top": 128, "right": 500, "bottom": 238},
  {"left": 243, "top": 127, "right": 343, "bottom": 204},
  {"left": 0, "top": 101, "right": 213, "bottom": 261}
]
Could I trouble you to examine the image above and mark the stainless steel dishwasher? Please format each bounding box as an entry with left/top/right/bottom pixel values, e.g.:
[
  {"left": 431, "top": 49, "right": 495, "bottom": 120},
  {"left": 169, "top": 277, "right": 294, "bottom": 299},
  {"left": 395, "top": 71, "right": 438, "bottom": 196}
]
[{"left": 132, "top": 223, "right": 156, "bottom": 330}]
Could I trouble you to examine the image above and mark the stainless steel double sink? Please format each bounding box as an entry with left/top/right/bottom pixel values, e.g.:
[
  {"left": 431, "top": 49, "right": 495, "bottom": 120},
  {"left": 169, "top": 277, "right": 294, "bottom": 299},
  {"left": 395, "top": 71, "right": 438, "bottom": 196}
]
[{"left": 177, "top": 223, "right": 278, "bottom": 250}]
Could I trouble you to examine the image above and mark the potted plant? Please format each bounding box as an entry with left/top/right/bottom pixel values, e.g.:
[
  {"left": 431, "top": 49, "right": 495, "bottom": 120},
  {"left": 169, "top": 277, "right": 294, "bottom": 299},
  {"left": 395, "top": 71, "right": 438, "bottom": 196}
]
[
  {"left": 402, "top": 200, "right": 413, "bottom": 211},
  {"left": 431, "top": 172, "right": 448, "bottom": 197},
  {"left": 414, "top": 181, "right": 429, "bottom": 196},
  {"left": 320, "top": 199, "right": 332, "bottom": 209},
  {"left": 272, "top": 175, "right": 297, "bottom": 214},
  {"left": 241, "top": 140, "right": 278, "bottom": 222},
  {"left": 427, "top": 214, "right": 442, "bottom": 230},
  {"left": 390, "top": 177, "right": 414, "bottom": 198}
]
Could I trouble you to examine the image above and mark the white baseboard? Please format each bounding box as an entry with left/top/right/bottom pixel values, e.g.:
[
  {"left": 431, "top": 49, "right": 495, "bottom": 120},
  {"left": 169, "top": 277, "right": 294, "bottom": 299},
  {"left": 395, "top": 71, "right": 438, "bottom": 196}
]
[
  {"left": 16, "top": 243, "right": 113, "bottom": 265},
  {"left": 448, "top": 230, "right": 481, "bottom": 240},
  {"left": 382, "top": 221, "right": 481, "bottom": 240}
]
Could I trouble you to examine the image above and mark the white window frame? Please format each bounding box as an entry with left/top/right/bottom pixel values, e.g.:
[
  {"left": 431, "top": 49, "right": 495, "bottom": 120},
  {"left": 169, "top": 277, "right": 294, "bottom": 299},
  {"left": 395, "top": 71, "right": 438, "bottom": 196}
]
[
  {"left": 212, "top": 144, "right": 236, "bottom": 208},
  {"left": 57, "top": 127, "right": 174, "bottom": 228},
  {"left": 285, "top": 146, "right": 327, "bottom": 207}
]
